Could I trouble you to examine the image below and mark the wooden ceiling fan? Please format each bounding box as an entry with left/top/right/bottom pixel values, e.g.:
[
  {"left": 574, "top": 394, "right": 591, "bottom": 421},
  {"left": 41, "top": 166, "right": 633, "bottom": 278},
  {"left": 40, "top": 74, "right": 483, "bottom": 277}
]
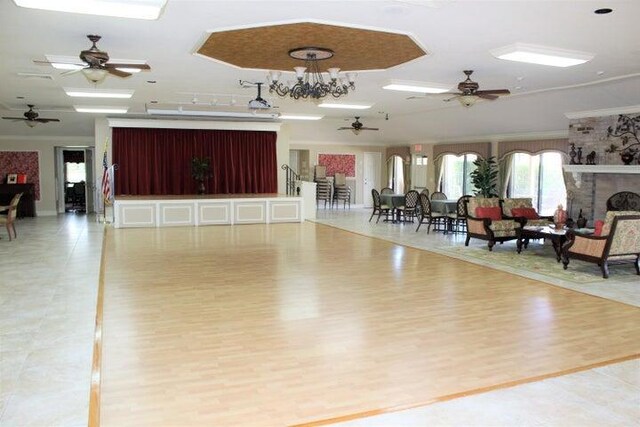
[
  {"left": 2, "top": 105, "right": 60, "bottom": 127},
  {"left": 35, "top": 35, "right": 151, "bottom": 83},
  {"left": 338, "top": 117, "right": 379, "bottom": 135},
  {"left": 409, "top": 70, "right": 510, "bottom": 107}
]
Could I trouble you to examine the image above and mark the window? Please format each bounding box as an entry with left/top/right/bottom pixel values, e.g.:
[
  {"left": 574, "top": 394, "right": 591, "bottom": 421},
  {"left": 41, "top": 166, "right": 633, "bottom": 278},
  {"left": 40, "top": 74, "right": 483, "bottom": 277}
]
[
  {"left": 66, "top": 162, "right": 86, "bottom": 183},
  {"left": 441, "top": 154, "right": 477, "bottom": 199},
  {"left": 509, "top": 152, "right": 566, "bottom": 215},
  {"left": 387, "top": 155, "right": 405, "bottom": 193}
]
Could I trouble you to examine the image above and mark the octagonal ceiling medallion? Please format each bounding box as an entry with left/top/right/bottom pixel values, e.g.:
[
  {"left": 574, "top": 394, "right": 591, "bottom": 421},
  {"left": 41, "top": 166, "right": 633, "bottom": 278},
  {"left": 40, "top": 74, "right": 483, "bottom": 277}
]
[{"left": 197, "top": 22, "right": 427, "bottom": 71}]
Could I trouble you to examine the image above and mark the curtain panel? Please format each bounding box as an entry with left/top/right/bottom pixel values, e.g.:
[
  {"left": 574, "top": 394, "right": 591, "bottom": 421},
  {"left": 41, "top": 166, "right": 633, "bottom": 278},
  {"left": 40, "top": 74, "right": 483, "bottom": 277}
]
[
  {"left": 112, "top": 128, "right": 277, "bottom": 195},
  {"left": 498, "top": 139, "right": 569, "bottom": 160},
  {"left": 63, "top": 150, "right": 85, "bottom": 164},
  {"left": 433, "top": 142, "right": 491, "bottom": 160}
]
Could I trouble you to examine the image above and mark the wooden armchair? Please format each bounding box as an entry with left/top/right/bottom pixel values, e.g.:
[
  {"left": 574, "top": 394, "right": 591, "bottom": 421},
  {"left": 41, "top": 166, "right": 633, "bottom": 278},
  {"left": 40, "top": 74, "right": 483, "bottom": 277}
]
[
  {"left": 606, "top": 191, "right": 640, "bottom": 212},
  {"left": 500, "top": 197, "right": 553, "bottom": 227},
  {"left": 562, "top": 211, "right": 640, "bottom": 278},
  {"left": 465, "top": 197, "right": 521, "bottom": 251},
  {"left": 0, "top": 193, "right": 23, "bottom": 241}
]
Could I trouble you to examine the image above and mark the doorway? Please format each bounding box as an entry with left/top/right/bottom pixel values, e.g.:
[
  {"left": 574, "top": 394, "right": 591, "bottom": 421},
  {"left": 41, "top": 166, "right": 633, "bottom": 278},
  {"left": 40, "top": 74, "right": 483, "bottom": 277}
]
[{"left": 55, "top": 147, "right": 95, "bottom": 214}]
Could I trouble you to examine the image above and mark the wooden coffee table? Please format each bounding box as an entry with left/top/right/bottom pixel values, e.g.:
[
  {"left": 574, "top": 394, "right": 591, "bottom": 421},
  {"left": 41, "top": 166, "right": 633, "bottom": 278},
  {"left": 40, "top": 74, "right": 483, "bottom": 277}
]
[{"left": 517, "top": 225, "right": 568, "bottom": 262}]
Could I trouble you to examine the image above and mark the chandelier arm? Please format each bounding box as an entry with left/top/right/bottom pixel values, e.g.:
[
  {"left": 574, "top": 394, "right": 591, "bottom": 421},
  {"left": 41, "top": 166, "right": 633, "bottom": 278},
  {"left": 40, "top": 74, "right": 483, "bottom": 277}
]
[{"left": 276, "top": 47, "right": 357, "bottom": 100}]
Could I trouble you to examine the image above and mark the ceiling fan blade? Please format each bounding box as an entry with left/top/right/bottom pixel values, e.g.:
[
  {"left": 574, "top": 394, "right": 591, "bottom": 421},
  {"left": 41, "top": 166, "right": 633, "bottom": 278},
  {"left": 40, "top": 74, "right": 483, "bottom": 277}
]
[
  {"left": 107, "top": 68, "right": 131, "bottom": 78},
  {"left": 35, "top": 118, "right": 61, "bottom": 123},
  {"left": 443, "top": 95, "right": 460, "bottom": 102},
  {"left": 361, "top": 127, "right": 380, "bottom": 131},
  {"left": 106, "top": 63, "right": 151, "bottom": 70},
  {"left": 337, "top": 127, "right": 352, "bottom": 130},
  {"left": 61, "top": 68, "right": 85, "bottom": 76},
  {"left": 476, "top": 93, "right": 498, "bottom": 100},
  {"left": 475, "top": 89, "right": 511, "bottom": 95},
  {"left": 33, "top": 59, "right": 85, "bottom": 67}
]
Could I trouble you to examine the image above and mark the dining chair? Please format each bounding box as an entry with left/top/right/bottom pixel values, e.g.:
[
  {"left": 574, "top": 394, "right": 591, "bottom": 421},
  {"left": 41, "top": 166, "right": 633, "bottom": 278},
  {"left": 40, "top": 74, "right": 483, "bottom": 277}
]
[
  {"left": 416, "top": 193, "right": 445, "bottom": 233},
  {"left": 431, "top": 191, "right": 447, "bottom": 200},
  {"left": 315, "top": 180, "right": 331, "bottom": 209},
  {"left": 398, "top": 190, "right": 419, "bottom": 223},
  {"left": 447, "top": 195, "right": 472, "bottom": 233},
  {"left": 369, "top": 189, "right": 391, "bottom": 223},
  {"left": 0, "top": 193, "right": 23, "bottom": 241}
]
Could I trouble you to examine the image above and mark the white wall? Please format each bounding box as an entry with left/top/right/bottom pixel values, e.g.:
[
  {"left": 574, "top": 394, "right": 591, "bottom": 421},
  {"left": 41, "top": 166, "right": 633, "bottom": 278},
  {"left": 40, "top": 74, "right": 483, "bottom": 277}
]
[{"left": 0, "top": 135, "right": 94, "bottom": 215}]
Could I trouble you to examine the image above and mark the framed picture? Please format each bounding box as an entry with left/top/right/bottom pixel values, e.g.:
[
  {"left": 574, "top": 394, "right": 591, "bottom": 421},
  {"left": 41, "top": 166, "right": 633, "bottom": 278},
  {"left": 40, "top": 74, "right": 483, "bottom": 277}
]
[{"left": 7, "top": 174, "right": 17, "bottom": 184}]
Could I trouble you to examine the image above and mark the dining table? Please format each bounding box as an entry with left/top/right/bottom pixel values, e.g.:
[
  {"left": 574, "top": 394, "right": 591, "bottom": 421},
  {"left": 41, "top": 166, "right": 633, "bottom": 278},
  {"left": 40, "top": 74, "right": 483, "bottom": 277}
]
[
  {"left": 430, "top": 199, "right": 459, "bottom": 233},
  {"left": 379, "top": 193, "right": 406, "bottom": 223},
  {"left": 430, "top": 199, "right": 459, "bottom": 216}
]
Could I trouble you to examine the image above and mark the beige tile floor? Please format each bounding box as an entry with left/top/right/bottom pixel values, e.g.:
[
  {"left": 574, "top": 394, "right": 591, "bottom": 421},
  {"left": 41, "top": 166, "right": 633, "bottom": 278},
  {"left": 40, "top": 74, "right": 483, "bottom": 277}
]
[
  {"left": 0, "top": 214, "right": 102, "bottom": 427},
  {"left": 0, "top": 211, "right": 638, "bottom": 426}
]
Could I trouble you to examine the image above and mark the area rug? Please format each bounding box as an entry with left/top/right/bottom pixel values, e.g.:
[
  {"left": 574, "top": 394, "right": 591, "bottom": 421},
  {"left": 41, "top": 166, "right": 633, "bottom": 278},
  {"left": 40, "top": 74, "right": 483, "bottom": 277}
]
[{"left": 438, "top": 242, "right": 639, "bottom": 284}]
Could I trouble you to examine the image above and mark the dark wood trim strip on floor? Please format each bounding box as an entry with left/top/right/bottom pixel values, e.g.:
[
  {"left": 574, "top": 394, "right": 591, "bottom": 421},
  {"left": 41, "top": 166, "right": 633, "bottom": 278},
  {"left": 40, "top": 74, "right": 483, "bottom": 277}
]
[
  {"left": 295, "top": 353, "right": 640, "bottom": 427},
  {"left": 88, "top": 227, "right": 107, "bottom": 427}
]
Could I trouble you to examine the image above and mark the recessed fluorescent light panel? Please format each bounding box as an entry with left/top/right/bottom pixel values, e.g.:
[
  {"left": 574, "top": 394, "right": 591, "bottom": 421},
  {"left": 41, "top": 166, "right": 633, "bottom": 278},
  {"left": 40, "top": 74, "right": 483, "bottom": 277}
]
[
  {"left": 146, "top": 105, "right": 279, "bottom": 119},
  {"left": 383, "top": 81, "right": 451, "bottom": 94},
  {"left": 279, "top": 114, "right": 324, "bottom": 120},
  {"left": 64, "top": 88, "right": 134, "bottom": 99},
  {"left": 490, "top": 43, "right": 594, "bottom": 67},
  {"left": 74, "top": 106, "right": 129, "bottom": 114},
  {"left": 13, "top": 0, "right": 167, "bottom": 20},
  {"left": 317, "top": 103, "right": 372, "bottom": 110}
]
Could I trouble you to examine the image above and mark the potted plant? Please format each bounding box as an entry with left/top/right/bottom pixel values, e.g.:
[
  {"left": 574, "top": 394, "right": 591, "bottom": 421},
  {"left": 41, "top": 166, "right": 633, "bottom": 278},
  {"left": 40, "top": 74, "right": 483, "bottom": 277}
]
[
  {"left": 605, "top": 114, "right": 640, "bottom": 165},
  {"left": 470, "top": 156, "right": 499, "bottom": 198},
  {"left": 191, "top": 156, "right": 211, "bottom": 194}
]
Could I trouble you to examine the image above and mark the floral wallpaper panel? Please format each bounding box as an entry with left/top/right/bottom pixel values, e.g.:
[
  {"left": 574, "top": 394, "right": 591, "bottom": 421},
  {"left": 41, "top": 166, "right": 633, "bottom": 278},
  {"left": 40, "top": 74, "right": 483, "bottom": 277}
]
[
  {"left": 0, "top": 151, "right": 40, "bottom": 200},
  {"left": 318, "top": 154, "right": 356, "bottom": 177}
]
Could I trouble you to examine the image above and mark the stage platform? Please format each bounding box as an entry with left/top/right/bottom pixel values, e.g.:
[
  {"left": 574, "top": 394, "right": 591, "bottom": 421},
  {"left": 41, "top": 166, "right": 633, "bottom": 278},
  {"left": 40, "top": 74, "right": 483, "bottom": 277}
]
[{"left": 113, "top": 194, "right": 304, "bottom": 228}]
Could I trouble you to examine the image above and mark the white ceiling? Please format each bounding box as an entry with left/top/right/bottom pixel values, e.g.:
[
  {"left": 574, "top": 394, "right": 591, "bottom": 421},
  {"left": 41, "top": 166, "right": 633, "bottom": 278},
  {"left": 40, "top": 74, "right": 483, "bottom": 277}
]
[{"left": 1, "top": 0, "right": 639, "bottom": 145}]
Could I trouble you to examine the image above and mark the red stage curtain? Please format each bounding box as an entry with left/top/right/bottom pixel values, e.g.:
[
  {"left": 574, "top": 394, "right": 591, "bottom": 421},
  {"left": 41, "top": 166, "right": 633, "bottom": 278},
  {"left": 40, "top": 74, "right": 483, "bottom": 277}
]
[{"left": 112, "top": 128, "right": 277, "bottom": 195}]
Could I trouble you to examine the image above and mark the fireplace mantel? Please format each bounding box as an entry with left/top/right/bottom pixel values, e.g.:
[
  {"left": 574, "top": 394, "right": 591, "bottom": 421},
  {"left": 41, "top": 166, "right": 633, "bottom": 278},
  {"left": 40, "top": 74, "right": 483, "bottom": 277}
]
[{"left": 562, "top": 165, "right": 640, "bottom": 174}]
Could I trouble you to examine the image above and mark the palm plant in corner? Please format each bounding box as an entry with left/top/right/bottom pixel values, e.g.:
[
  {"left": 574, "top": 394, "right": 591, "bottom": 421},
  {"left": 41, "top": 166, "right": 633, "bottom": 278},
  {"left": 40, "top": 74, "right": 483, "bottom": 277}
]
[
  {"left": 470, "top": 156, "right": 499, "bottom": 198},
  {"left": 191, "top": 156, "right": 212, "bottom": 195}
]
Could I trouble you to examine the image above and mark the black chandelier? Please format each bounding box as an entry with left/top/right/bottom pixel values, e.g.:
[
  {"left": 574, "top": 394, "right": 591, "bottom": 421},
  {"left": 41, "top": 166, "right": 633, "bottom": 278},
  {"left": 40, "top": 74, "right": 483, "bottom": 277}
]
[{"left": 268, "top": 47, "right": 356, "bottom": 100}]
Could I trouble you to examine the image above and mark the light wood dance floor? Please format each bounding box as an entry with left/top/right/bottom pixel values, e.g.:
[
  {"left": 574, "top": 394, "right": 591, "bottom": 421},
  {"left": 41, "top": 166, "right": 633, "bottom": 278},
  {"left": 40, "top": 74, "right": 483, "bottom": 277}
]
[{"left": 100, "top": 223, "right": 640, "bottom": 426}]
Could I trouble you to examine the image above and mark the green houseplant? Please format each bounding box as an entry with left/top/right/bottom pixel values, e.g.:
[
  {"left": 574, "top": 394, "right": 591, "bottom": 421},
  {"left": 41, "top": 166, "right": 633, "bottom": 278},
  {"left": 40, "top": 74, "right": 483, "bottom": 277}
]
[
  {"left": 191, "top": 157, "right": 211, "bottom": 194},
  {"left": 469, "top": 156, "right": 499, "bottom": 198}
]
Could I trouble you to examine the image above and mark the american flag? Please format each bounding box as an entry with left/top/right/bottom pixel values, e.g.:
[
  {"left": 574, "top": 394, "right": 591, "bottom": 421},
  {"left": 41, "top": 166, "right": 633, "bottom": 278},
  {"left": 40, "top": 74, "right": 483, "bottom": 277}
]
[{"left": 101, "top": 147, "right": 112, "bottom": 203}]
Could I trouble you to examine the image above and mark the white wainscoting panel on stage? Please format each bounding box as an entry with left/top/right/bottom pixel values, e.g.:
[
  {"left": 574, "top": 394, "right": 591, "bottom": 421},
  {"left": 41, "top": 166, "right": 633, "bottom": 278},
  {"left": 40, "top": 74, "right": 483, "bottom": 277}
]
[{"left": 114, "top": 195, "right": 303, "bottom": 228}]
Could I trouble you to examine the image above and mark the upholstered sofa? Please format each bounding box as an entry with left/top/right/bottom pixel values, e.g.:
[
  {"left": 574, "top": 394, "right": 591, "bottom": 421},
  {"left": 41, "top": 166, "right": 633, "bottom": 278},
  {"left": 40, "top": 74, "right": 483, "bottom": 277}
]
[
  {"left": 500, "top": 197, "right": 553, "bottom": 227},
  {"left": 562, "top": 211, "right": 640, "bottom": 278},
  {"left": 465, "top": 197, "right": 521, "bottom": 251}
]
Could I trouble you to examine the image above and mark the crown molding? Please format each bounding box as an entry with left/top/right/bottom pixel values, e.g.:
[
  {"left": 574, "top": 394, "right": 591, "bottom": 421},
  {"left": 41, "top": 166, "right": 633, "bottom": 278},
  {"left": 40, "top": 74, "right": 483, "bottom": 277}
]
[
  {"left": 433, "top": 130, "right": 568, "bottom": 144},
  {"left": 107, "top": 118, "right": 281, "bottom": 132},
  {"left": 565, "top": 105, "right": 640, "bottom": 119},
  {"left": 0, "top": 135, "right": 93, "bottom": 143}
]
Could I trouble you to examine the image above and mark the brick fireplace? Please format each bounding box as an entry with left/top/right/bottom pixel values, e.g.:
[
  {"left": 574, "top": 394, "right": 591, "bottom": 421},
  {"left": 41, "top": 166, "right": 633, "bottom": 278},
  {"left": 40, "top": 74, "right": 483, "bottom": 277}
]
[{"left": 563, "top": 113, "right": 640, "bottom": 223}]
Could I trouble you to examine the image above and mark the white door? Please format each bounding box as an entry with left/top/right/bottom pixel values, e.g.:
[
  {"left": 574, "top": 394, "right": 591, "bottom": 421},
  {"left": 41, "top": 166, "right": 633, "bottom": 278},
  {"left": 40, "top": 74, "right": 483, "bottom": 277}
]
[
  {"left": 84, "top": 148, "right": 95, "bottom": 213},
  {"left": 363, "top": 152, "right": 381, "bottom": 208}
]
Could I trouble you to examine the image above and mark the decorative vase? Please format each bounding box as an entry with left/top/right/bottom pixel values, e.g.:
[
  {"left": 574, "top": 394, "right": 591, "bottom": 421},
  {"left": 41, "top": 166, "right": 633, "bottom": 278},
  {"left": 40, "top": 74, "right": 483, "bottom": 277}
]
[
  {"left": 197, "top": 180, "right": 205, "bottom": 195},
  {"left": 576, "top": 209, "right": 587, "bottom": 228},
  {"left": 620, "top": 152, "right": 635, "bottom": 165},
  {"left": 553, "top": 204, "right": 567, "bottom": 229}
]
